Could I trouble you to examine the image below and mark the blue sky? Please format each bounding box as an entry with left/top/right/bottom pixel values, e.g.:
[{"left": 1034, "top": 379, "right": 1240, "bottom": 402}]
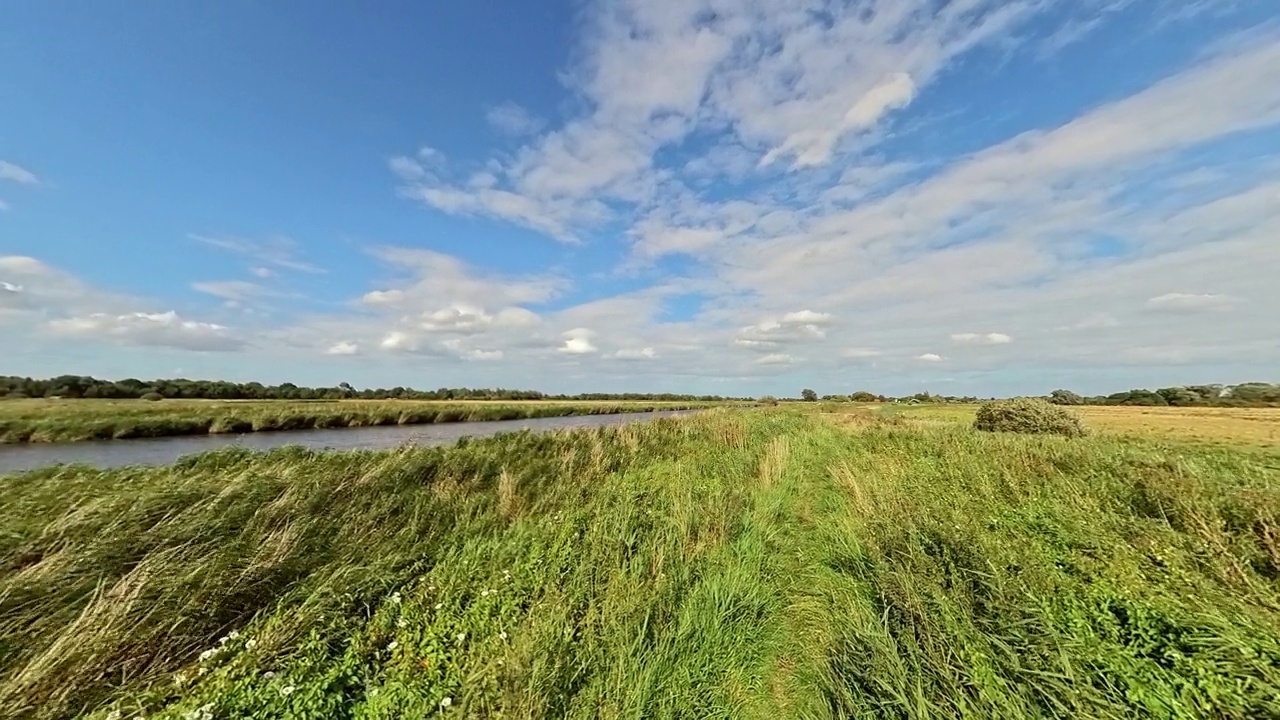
[{"left": 2, "top": 1, "right": 1278, "bottom": 396}]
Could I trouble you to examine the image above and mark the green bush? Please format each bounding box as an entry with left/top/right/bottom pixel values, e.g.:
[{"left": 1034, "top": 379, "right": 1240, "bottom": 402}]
[
  {"left": 139, "top": 392, "right": 165, "bottom": 402},
  {"left": 974, "top": 398, "right": 1087, "bottom": 437}
]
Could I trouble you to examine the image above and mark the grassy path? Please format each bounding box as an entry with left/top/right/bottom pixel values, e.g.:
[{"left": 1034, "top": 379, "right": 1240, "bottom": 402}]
[{"left": 2, "top": 410, "right": 1279, "bottom": 718}]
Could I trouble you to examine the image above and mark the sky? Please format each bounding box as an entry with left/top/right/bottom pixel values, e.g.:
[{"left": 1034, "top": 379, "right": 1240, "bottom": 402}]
[{"left": 2, "top": 1, "right": 1278, "bottom": 397}]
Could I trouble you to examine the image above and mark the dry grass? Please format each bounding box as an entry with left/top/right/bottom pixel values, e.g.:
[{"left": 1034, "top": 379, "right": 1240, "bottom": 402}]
[{"left": 849, "top": 403, "right": 1280, "bottom": 448}]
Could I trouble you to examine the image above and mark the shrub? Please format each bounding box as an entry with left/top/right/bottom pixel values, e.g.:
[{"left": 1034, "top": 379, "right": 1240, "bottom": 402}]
[
  {"left": 973, "top": 398, "right": 1087, "bottom": 437},
  {"left": 140, "top": 392, "right": 165, "bottom": 402},
  {"left": 758, "top": 396, "right": 779, "bottom": 406}
]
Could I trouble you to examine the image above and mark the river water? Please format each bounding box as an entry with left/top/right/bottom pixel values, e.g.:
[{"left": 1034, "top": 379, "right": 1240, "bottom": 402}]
[{"left": 0, "top": 410, "right": 694, "bottom": 475}]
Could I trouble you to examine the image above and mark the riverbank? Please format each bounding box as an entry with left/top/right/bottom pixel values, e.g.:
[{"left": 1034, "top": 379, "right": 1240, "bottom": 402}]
[
  {"left": 0, "top": 398, "right": 722, "bottom": 444},
  {"left": 3, "top": 409, "right": 1279, "bottom": 718}
]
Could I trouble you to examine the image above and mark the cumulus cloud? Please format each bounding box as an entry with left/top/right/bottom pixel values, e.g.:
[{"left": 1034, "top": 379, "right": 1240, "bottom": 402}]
[
  {"left": 736, "top": 310, "right": 835, "bottom": 346},
  {"left": 559, "top": 328, "right": 598, "bottom": 355},
  {"left": 950, "top": 332, "right": 1013, "bottom": 345},
  {"left": 0, "top": 161, "right": 39, "bottom": 186},
  {"left": 917, "top": 353, "right": 944, "bottom": 363},
  {"left": 326, "top": 341, "right": 359, "bottom": 356},
  {"left": 613, "top": 347, "right": 657, "bottom": 360},
  {"left": 49, "top": 311, "right": 245, "bottom": 352}
]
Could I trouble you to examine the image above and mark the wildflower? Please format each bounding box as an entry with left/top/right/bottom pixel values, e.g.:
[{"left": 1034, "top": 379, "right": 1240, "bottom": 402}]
[
  {"left": 263, "top": 671, "right": 276, "bottom": 679},
  {"left": 198, "top": 648, "right": 217, "bottom": 662},
  {"left": 396, "top": 617, "right": 408, "bottom": 629},
  {"left": 387, "top": 641, "right": 399, "bottom": 651},
  {"left": 440, "top": 697, "right": 453, "bottom": 708},
  {"left": 434, "top": 603, "right": 443, "bottom": 610},
  {"left": 281, "top": 685, "right": 296, "bottom": 696},
  {"left": 245, "top": 639, "right": 258, "bottom": 650},
  {"left": 499, "top": 631, "right": 507, "bottom": 641},
  {"left": 481, "top": 590, "right": 489, "bottom": 598},
  {"left": 106, "top": 711, "right": 122, "bottom": 720},
  {"left": 390, "top": 591, "right": 402, "bottom": 604}
]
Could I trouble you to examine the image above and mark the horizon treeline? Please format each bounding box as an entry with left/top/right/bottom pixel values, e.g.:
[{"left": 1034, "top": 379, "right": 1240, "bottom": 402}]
[{"left": 0, "top": 375, "right": 745, "bottom": 403}]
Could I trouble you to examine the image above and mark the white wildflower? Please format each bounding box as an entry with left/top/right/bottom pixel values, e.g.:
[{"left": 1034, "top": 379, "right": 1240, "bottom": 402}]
[
  {"left": 396, "top": 617, "right": 408, "bottom": 629},
  {"left": 440, "top": 697, "right": 453, "bottom": 708},
  {"left": 263, "top": 671, "right": 276, "bottom": 679},
  {"left": 390, "top": 591, "right": 401, "bottom": 604},
  {"left": 387, "top": 641, "right": 399, "bottom": 651},
  {"left": 434, "top": 603, "right": 443, "bottom": 610},
  {"left": 244, "top": 639, "right": 257, "bottom": 650},
  {"left": 106, "top": 711, "right": 122, "bottom": 720},
  {"left": 499, "top": 631, "right": 507, "bottom": 640},
  {"left": 481, "top": 590, "right": 489, "bottom": 598},
  {"left": 456, "top": 632, "right": 466, "bottom": 643},
  {"left": 198, "top": 649, "right": 216, "bottom": 662},
  {"left": 281, "top": 685, "right": 296, "bottom": 696}
]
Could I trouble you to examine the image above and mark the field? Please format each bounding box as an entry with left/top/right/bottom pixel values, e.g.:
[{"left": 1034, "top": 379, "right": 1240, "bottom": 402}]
[
  {"left": 2, "top": 406, "right": 1279, "bottom": 719},
  {"left": 0, "top": 398, "right": 720, "bottom": 444},
  {"left": 872, "top": 402, "right": 1280, "bottom": 448}
]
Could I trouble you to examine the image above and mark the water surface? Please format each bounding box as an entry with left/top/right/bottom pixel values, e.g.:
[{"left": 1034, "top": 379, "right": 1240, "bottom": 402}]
[{"left": 0, "top": 410, "right": 693, "bottom": 474}]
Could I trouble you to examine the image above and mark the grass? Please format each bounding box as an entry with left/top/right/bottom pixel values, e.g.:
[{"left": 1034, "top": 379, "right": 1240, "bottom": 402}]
[
  {"left": 2, "top": 408, "right": 1279, "bottom": 718},
  {"left": 0, "top": 398, "right": 719, "bottom": 444}
]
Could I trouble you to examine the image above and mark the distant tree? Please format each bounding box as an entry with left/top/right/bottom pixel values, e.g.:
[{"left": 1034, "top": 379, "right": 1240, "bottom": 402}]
[
  {"left": 801, "top": 388, "right": 818, "bottom": 402},
  {"left": 1048, "top": 389, "right": 1084, "bottom": 405},
  {"left": 758, "top": 395, "right": 779, "bottom": 406},
  {"left": 849, "top": 391, "right": 878, "bottom": 403}
]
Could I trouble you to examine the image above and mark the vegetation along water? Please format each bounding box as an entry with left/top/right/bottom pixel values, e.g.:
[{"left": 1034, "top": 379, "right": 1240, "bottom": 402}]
[{"left": 2, "top": 406, "right": 1279, "bottom": 719}]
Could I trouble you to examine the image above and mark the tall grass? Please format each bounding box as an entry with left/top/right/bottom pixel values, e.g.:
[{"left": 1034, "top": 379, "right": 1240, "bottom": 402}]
[
  {"left": 0, "top": 400, "right": 715, "bottom": 444},
  {"left": 1, "top": 410, "right": 1278, "bottom": 718}
]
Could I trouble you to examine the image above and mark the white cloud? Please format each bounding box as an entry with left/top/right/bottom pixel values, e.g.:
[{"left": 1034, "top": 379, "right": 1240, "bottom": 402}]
[
  {"left": 559, "top": 328, "right": 598, "bottom": 355},
  {"left": 486, "top": 102, "right": 545, "bottom": 136},
  {"left": 326, "top": 341, "right": 359, "bottom": 356},
  {"left": 917, "top": 353, "right": 944, "bottom": 363},
  {"left": 0, "top": 161, "right": 39, "bottom": 186},
  {"left": 49, "top": 311, "right": 244, "bottom": 352},
  {"left": 613, "top": 347, "right": 656, "bottom": 360},
  {"left": 736, "top": 309, "right": 835, "bottom": 346},
  {"left": 249, "top": 266, "right": 276, "bottom": 279},
  {"left": 755, "top": 353, "right": 794, "bottom": 366},
  {"left": 841, "top": 348, "right": 881, "bottom": 359},
  {"left": 380, "top": 331, "right": 415, "bottom": 352},
  {"left": 1145, "top": 292, "right": 1237, "bottom": 313},
  {"left": 951, "top": 332, "right": 1013, "bottom": 345}
]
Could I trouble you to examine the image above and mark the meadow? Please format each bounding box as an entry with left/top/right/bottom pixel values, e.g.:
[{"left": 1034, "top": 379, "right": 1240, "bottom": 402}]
[
  {"left": 0, "top": 398, "right": 719, "bottom": 444},
  {"left": 2, "top": 405, "right": 1279, "bottom": 719}
]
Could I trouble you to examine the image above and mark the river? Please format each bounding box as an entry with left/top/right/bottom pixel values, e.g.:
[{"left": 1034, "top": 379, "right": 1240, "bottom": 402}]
[{"left": 0, "top": 409, "right": 694, "bottom": 475}]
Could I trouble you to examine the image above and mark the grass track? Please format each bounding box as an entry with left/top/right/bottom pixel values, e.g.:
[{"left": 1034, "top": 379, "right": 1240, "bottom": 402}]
[{"left": 2, "top": 409, "right": 1279, "bottom": 718}]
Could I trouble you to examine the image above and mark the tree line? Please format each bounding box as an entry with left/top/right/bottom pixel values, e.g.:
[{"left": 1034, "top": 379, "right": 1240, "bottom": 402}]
[
  {"left": 0, "top": 375, "right": 744, "bottom": 403},
  {"left": 1046, "top": 383, "right": 1280, "bottom": 407},
  {"left": 792, "top": 384, "right": 1279, "bottom": 407}
]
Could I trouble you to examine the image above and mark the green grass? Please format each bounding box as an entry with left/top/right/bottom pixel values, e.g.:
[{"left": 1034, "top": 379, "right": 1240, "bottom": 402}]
[
  {"left": 2, "top": 410, "right": 1279, "bottom": 718},
  {"left": 0, "top": 399, "right": 718, "bottom": 444}
]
